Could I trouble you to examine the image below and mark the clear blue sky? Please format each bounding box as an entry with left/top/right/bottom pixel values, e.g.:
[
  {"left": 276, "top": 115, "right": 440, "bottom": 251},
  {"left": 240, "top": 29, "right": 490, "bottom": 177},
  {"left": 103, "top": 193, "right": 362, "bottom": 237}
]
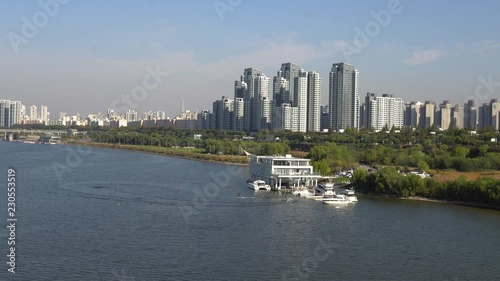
[{"left": 1, "top": 0, "right": 499, "bottom": 117}]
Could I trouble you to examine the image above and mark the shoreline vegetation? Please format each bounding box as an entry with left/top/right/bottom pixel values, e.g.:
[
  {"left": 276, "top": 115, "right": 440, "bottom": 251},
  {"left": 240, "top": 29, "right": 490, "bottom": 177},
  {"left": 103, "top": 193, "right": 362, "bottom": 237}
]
[
  {"left": 64, "top": 140, "right": 500, "bottom": 211},
  {"left": 353, "top": 168, "right": 500, "bottom": 210},
  {"left": 65, "top": 140, "right": 250, "bottom": 165}
]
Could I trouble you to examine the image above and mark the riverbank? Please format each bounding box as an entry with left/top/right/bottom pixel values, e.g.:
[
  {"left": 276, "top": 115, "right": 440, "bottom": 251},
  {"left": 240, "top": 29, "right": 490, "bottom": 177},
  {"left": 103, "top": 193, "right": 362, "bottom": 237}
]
[
  {"left": 361, "top": 193, "right": 500, "bottom": 211},
  {"left": 65, "top": 141, "right": 250, "bottom": 166}
]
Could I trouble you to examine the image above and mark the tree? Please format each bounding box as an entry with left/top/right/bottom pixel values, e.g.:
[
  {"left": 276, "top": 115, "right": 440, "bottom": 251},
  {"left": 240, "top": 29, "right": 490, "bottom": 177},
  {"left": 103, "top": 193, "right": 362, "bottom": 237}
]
[
  {"left": 313, "top": 160, "right": 331, "bottom": 176},
  {"left": 417, "top": 160, "right": 430, "bottom": 171}
]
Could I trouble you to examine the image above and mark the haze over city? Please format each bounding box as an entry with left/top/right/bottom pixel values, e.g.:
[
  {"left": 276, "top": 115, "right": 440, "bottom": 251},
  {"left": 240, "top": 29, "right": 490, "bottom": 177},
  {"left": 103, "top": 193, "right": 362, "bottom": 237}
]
[{"left": 1, "top": 0, "right": 500, "bottom": 117}]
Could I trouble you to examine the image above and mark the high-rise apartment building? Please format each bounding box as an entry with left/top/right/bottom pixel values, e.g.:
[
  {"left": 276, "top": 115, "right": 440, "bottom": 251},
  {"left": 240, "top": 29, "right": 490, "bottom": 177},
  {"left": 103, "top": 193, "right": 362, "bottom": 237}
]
[
  {"left": 364, "top": 93, "right": 404, "bottom": 132},
  {"left": 241, "top": 68, "right": 263, "bottom": 132},
  {"left": 307, "top": 71, "right": 321, "bottom": 132},
  {"left": 294, "top": 69, "right": 308, "bottom": 132},
  {"left": 40, "top": 105, "right": 48, "bottom": 123},
  {"left": 404, "top": 101, "right": 422, "bottom": 128},
  {"left": 234, "top": 97, "right": 245, "bottom": 131},
  {"left": 30, "top": 105, "right": 38, "bottom": 121},
  {"left": 213, "top": 96, "right": 234, "bottom": 130},
  {"left": 273, "top": 103, "right": 299, "bottom": 131},
  {"left": 420, "top": 101, "right": 435, "bottom": 128},
  {"left": 0, "top": 100, "right": 21, "bottom": 127},
  {"left": 464, "top": 100, "right": 477, "bottom": 130},
  {"left": 438, "top": 100, "right": 452, "bottom": 130},
  {"left": 329, "top": 62, "right": 359, "bottom": 130}
]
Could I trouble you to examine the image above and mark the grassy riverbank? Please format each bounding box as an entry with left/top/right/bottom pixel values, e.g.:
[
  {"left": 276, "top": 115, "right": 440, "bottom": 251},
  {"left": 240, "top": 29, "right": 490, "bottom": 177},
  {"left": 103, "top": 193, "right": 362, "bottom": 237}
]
[
  {"left": 65, "top": 141, "right": 250, "bottom": 165},
  {"left": 353, "top": 168, "right": 500, "bottom": 210}
]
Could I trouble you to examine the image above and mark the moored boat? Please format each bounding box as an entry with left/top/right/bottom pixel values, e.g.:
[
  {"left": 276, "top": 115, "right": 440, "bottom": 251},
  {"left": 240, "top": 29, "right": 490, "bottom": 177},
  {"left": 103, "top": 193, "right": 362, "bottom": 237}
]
[
  {"left": 322, "top": 194, "right": 351, "bottom": 204},
  {"left": 341, "top": 189, "right": 358, "bottom": 202},
  {"left": 247, "top": 180, "right": 271, "bottom": 191}
]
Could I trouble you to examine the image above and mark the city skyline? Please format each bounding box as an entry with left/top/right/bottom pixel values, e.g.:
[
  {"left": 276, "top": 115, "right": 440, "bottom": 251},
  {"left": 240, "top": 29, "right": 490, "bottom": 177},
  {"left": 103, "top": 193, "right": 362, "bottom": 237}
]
[{"left": 1, "top": 0, "right": 499, "bottom": 117}]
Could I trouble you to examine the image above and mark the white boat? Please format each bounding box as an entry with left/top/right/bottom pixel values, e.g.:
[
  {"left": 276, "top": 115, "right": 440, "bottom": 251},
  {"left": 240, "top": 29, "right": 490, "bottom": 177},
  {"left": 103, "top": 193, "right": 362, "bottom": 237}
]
[
  {"left": 247, "top": 180, "right": 271, "bottom": 191},
  {"left": 315, "top": 183, "right": 335, "bottom": 197},
  {"left": 322, "top": 194, "right": 351, "bottom": 204},
  {"left": 341, "top": 189, "right": 358, "bottom": 202}
]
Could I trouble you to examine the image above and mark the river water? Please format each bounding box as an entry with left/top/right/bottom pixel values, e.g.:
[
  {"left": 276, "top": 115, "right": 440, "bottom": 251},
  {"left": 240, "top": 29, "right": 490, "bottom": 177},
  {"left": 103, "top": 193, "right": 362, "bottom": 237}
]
[{"left": 1, "top": 142, "right": 499, "bottom": 281}]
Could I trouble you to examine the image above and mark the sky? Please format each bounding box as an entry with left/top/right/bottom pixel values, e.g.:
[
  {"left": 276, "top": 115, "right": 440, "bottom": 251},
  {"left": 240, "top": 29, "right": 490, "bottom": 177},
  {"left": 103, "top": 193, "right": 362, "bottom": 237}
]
[{"left": 1, "top": 0, "right": 500, "bottom": 118}]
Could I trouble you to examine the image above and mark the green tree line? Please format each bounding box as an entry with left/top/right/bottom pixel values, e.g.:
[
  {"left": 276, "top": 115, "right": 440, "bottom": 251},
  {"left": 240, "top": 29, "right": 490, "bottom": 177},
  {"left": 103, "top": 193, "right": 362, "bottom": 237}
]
[{"left": 352, "top": 168, "right": 500, "bottom": 207}]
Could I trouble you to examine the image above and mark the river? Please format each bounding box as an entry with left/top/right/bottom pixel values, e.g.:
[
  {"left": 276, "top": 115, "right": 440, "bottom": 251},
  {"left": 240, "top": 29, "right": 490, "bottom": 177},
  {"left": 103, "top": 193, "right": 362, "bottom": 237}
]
[{"left": 1, "top": 142, "right": 499, "bottom": 280}]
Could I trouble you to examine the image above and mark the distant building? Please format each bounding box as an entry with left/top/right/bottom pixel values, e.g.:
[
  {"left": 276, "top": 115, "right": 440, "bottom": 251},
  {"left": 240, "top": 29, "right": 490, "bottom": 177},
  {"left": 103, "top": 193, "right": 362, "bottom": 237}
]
[
  {"left": 197, "top": 110, "right": 214, "bottom": 130},
  {"left": 329, "top": 62, "right": 359, "bottom": 130},
  {"left": 404, "top": 101, "right": 422, "bottom": 128},
  {"left": 213, "top": 96, "right": 234, "bottom": 130},
  {"left": 451, "top": 104, "right": 464, "bottom": 129},
  {"left": 0, "top": 100, "right": 22, "bottom": 127},
  {"left": 306, "top": 71, "right": 321, "bottom": 132},
  {"left": 320, "top": 105, "right": 329, "bottom": 131},
  {"left": 420, "top": 101, "right": 436, "bottom": 128},
  {"left": 273, "top": 103, "right": 299, "bottom": 131},
  {"left": 364, "top": 93, "right": 404, "bottom": 132},
  {"left": 438, "top": 100, "right": 452, "bottom": 130},
  {"left": 464, "top": 99, "right": 477, "bottom": 130}
]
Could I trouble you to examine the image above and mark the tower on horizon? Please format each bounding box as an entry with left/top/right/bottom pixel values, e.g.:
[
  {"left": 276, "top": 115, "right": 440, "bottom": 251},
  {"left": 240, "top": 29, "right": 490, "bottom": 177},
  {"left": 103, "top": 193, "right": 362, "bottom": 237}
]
[{"left": 328, "top": 62, "right": 359, "bottom": 131}]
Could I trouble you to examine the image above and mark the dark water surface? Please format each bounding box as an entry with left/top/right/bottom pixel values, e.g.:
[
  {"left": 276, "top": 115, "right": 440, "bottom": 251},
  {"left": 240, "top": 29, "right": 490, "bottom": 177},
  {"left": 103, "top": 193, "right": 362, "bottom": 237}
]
[{"left": 1, "top": 142, "right": 499, "bottom": 281}]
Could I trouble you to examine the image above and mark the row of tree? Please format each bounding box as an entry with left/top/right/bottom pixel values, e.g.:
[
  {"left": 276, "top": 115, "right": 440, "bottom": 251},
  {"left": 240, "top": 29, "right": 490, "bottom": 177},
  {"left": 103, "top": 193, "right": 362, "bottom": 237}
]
[
  {"left": 352, "top": 168, "right": 500, "bottom": 207},
  {"left": 90, "top": 131, "right": 290, "bottom": 156}
]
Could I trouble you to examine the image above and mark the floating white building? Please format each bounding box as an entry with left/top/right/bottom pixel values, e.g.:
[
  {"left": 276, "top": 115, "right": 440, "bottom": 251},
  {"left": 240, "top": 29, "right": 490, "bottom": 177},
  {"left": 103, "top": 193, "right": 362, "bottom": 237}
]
[{"left": 249, "top": 154, "right": 322, "bottom": 190}]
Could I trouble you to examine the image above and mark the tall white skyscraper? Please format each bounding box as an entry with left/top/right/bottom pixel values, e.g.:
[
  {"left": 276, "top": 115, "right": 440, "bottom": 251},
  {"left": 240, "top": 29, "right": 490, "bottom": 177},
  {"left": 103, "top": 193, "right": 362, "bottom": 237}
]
[
  {"left": 294, "top": 69, "right": 308, "bottom": 132},
  {"left": 242, "top": 68, "right": 263, "bottom": 132},
  {"left": 234, "top": 97, "right": 245, "bottom": 131},
  {"left": 40, "top": 105, "right": 48, "bottom": 122},
  {"left": 307, "top": 71, "right": 321, "bottom": 132},
  {"left": 329, "top": 62, "right": 359, "bottom": 130},
  {"left": 254, "top": 74, "right": 272, "bottom": 130},
  {"left": 30, "top": 105, "right": 38, "bottom": 121}
]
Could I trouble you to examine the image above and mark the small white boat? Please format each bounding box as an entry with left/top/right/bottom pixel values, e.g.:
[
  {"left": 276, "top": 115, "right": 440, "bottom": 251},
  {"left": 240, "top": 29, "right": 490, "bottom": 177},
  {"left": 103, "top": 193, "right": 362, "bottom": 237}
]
[
  {"left": 247, "top": 180, "right": 271, "bottom": 191},
  {"left": 341, "top": 189, "right": 358, "bottom": 202},
  {"left": 315, "top": 183, "right": 335, "bottom": 197},
  {"left": 322, "top": 194, "right": 351, "bottom": 204}
]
